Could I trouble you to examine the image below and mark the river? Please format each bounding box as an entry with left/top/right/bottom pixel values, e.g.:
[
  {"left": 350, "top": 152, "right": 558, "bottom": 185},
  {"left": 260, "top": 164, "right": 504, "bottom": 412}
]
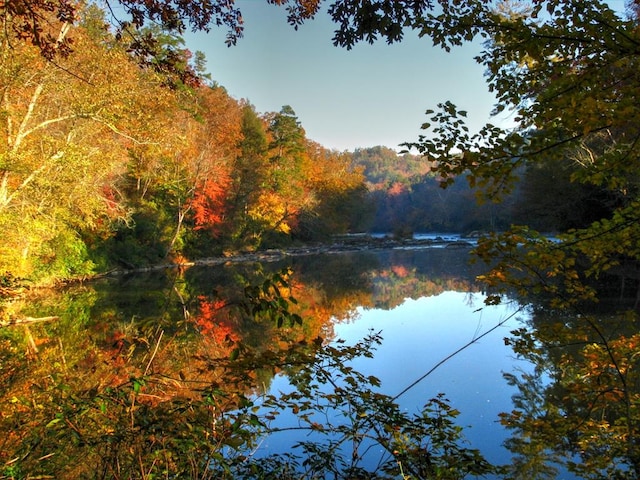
[{"left": 1, "top": 242, "right": 632, "bottom": 478}]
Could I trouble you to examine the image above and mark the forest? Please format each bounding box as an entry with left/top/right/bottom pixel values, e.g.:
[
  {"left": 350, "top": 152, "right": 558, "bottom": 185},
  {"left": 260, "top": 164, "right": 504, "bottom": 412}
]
[
  {"left": 3, "top": 0, "right": 640, "bottom": 478},
  {"left": 0, "top": 2, "right": 492, "bottom": 285},
  {"left": 0, "top": 4, "right": 376, "bottom": 284},
  {"left": 0, "top": 0, "right": 606, "bottom": 286}
]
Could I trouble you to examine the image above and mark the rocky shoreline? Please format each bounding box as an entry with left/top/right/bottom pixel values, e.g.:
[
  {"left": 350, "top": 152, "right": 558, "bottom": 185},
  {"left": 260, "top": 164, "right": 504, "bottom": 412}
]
[{"left": 106, "top": 235, "right": 476, "bottom": 276}]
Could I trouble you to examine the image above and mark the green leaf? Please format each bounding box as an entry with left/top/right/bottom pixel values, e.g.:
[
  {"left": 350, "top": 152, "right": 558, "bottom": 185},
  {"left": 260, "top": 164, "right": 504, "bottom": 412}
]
[{"left": 46, "top": 417, "right": 62, "bottom": 428}]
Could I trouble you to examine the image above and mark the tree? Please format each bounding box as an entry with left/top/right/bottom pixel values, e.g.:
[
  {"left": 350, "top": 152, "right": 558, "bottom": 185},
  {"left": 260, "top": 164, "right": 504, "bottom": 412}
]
[
  {"left": 175, "top": 85, "right": 242, "bottom": 254},
  {"left": 223, "top": 104, "right": 270, "bottom": 250},
  {"left": 1, "top": 0, "right": 245, "bottom": 59},
  {"left": 0, "top": 6, "right": 174, "bottom": 280},
  {"left": 380, "top": 3, "right": 640, "bottom": 475},
  {"left": 247, "top": 105, "right": 310, "bottom": 243},
  {"left": 380, "top": 1, "right": 640, "bottom": 308},
  {"left": 297, "top": 141, "right": 371, "bottom": 238}
]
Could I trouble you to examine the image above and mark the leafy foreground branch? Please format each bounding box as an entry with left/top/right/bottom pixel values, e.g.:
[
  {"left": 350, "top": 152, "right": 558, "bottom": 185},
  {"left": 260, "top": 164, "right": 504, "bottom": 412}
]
[
  {"left": 223, "top": 333, "right": 492, "bottom": 480},
  {"left": 1, "top": 331, "right": 492, "bottom": 480}
]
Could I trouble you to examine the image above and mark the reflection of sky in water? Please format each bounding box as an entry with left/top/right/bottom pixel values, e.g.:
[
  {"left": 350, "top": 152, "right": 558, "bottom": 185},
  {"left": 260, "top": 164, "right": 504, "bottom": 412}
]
[
  {"left": 334, "top": 292, "right": 528, "bottom": 469},
  {"left": 260, "top": 291, "right": 535, "bottom": 475}
]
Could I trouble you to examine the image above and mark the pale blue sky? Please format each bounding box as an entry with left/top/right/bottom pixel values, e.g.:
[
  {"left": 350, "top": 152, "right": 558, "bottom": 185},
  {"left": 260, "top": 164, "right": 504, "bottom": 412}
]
[
  {"left": 185, "top": 0, "right": 625, "bottom": 152},
  {"left": 185, "top": 1, "right": 504, "bottom": 152}
]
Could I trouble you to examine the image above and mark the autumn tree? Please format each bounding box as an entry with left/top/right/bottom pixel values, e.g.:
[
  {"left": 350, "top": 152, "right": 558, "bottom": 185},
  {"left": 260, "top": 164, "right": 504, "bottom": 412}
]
[
  {"left": 242, "top": 105, "right": 311, "bottom": 244},
  {"left": 224, "top": 104, "right": 270, "bottom": 251},
  {"left": 116, "top": 79, "right": 242, "bottom": 265},
  {"left": 91, "top": 26, "right": 244, "bottom": 264},
  {"left": 0, "top": 5, "right": 176, "bottom": 280},
  {"left": 0, "top": 2, "right": 248, "bottom": 277},
  {"left": 176, "top": 85, "right": 242, "bottom": 253},
  {"left": 296, "top": 141, "right": 371, "bottom": 239}
]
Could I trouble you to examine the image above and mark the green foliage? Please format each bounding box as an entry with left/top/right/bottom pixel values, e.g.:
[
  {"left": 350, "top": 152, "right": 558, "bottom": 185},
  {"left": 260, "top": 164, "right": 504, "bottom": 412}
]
[
  {"left": 242, "top": 268, "right": 303, "bottom": 328},
  {"left": 327, "top": 0, "right": 433, "bottom": 49},
  {"left": 397, "top": 1, "right": 640, "bottom": 230},
  {"left": 351, "top": 146, "right": 432, "bottom": 187},
  {"left": 32, "top": 229, "right": 96, "bottom": 281},
  {"left": 268, "top": 105, "right": 306, "bottom": 163},
  {"left": 265, "top": 105, "right": 307, "bottom": 199},
  {"left": 386, "top": 0, "right": 640, "bottom": 321},
  {"left": 106, "top": 205, "right": 173, "bottom": 268}
]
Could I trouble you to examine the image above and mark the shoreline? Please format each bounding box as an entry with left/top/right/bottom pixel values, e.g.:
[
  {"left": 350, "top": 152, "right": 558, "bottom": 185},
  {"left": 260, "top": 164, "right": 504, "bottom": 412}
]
[
  {"left": 3, "top": 236, "right": 477, "bottom": 296},
  {"left": 105, "top": 235, "right": 476, "bottom": 276}
]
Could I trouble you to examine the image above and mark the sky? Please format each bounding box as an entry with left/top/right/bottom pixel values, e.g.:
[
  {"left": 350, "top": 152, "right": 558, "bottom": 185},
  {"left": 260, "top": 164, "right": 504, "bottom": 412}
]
[
  {"left": 184, "top": 1, "right": 502, "bottom": 152},
  {"left": 184, "top": 0, "right": 624, "bottom": 152}
]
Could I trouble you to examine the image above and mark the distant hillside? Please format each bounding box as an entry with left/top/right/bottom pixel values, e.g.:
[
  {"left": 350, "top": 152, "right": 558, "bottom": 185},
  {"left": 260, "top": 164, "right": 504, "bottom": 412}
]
[
  {"left": 350, "top": 146, "right": 433, "bottom": 187},
  {"left": 350, "top": 146, "right": 514, "bottom": 234},
  {"left": 349, "top": 146, "right": 611, "bottom": 236}
]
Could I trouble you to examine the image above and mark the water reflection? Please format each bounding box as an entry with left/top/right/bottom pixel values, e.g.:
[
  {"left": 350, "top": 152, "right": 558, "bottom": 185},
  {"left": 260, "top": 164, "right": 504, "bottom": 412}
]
[
  {"left": 1, "top": 247, "right": 636, "bottom": 478},
  {"left": 262, "top": 291, "right": 529, "bottom": 473},
  {"left": 500, "top": 305, "right": 640, "bottom": 479}
]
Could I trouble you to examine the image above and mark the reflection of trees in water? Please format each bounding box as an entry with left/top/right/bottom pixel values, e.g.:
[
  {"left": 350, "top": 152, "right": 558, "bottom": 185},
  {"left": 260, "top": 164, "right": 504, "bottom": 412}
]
[
  {"left": 0, "top": 293, "right": 221, "bottom": 476},
  {"left": 0, "top": 266, "right": 325, "bottom": 477},
  {"left": 501, "top": 300, "right": 640, "bottom": 479},
  {"left": 11, "top": 247, "right": 639, "bottom": 478},
  {"left": 0, "top": 248, "right": 506, "bottom": 478},
  {"left": 366, "top": 249, "right": 483, "bottom": 310},
  {"left": 0, "top": 249, "right": 498, "bottom": 478}
]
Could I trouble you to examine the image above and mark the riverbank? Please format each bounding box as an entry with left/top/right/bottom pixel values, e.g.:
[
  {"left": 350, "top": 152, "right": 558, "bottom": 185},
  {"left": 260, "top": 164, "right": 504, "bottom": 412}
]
[
  {"left": 1, "top": 235, "right": 477, "bottom": 299},
  {"left": 106, "top": 234, "right": 475, "bottom": 276}
]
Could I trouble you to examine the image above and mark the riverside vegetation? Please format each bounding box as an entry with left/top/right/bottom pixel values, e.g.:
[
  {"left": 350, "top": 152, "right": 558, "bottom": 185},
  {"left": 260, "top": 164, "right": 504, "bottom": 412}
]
[{"left": 3, "top": 0, "right": 640, "bottom": 478}]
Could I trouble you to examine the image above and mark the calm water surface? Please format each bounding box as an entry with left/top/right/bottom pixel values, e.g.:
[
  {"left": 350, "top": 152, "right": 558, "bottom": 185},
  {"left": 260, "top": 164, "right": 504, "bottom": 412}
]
[
  {"left": 5, "top": 244, "right": 588, "bottom": 477},
  {"left": 261, "top": 289, "right": 530, "bottom": 471}
]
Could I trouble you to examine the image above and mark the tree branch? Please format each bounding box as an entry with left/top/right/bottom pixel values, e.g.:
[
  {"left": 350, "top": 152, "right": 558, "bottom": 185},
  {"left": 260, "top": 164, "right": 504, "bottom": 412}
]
[{"left": 0, "top": 316, "right": 59, "bottom": 328}]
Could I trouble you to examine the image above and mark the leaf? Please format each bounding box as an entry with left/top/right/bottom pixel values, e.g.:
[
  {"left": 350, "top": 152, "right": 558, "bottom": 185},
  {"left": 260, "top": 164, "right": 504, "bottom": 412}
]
[
  {"left": 46, "top": 417, "right": 62, "bottom": 428},
  {"left": 132, "top": 378, "right": 145, "bottom": 393},
  {"left": 223, "top": 436, "right": 244, "bottom": 449}
]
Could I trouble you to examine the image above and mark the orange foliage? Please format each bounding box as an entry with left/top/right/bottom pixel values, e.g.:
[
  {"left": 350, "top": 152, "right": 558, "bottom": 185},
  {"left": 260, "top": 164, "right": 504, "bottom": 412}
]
[
  {"left": 194, "top": 297, "right": 241, "bottom": 345},
  {"left": 391, "top": 264, "right": 410, "bottom": 278},
  {"left": 388, "top": 182, "right": 406, "bottom": 196},
  {"left": 190, "top": 174, "right": 231, "bottom": 235}
]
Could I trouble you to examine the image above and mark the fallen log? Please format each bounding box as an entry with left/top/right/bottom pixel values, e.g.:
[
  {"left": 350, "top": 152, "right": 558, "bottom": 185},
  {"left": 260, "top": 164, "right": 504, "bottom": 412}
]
[{"left": 0, "top": 315, "right": 59, "bottom": 328}]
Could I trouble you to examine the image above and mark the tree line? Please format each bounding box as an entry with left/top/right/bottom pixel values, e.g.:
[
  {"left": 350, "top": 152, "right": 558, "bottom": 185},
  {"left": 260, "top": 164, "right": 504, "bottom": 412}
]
[
  {"left": 1, "top": 5, "right": 373, "bottom": 284},
  {"left": 4, "top": 1, "right": 625, "bottom": 285},
  {"left": 353, "top": 145, "right": 611, "bottom": 235}
]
